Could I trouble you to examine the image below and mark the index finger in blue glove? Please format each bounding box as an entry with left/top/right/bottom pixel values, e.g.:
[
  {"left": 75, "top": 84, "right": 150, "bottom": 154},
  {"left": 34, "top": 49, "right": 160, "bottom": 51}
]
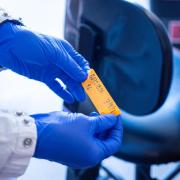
[
  {"left": 61, "top": 40, "right": 90, "bottom": 73},
  {"left": 55, "top": 40, "right": 88, "bottom": 82}
]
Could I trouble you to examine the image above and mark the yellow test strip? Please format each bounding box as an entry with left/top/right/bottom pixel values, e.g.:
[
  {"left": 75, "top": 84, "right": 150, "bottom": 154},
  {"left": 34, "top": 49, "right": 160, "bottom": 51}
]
[{"left": 82, "top": 69, "right": 121, "bottom": 116}]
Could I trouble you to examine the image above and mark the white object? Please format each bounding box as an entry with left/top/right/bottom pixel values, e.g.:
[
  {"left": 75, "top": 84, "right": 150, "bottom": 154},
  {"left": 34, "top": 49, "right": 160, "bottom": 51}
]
[
  {"left": 0, "top": 8, "right": 37, "bottom": 180},
  {"left": 0, "top": 110, "right": 37, "bottom": 179},
  {"left": 0, "top": 7, "right": 22, "bottom": 24}
]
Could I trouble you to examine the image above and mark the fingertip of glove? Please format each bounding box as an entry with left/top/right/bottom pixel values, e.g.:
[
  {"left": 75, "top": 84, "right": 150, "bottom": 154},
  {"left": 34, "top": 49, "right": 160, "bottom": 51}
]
[
  {"left": 81, "top": 72, "right": 88, "bottom": 82},
  {"left": 75, "top": 69, "right": 88, "bottom": 83}
]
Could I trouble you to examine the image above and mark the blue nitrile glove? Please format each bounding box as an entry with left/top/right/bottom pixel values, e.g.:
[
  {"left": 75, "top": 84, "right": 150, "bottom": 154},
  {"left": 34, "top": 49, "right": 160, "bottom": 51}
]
[
  {"left": 32, "top": 112, "right": 123, "bottom": 169},
  {"left": 0, "top": 22, "right": 89, "bottom": 103}
]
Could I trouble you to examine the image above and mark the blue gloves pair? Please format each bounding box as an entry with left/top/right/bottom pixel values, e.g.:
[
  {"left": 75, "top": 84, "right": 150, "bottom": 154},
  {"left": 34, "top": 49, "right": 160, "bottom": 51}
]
[{"left": 0, "top": 21, "right": 123, "bottom": 168}]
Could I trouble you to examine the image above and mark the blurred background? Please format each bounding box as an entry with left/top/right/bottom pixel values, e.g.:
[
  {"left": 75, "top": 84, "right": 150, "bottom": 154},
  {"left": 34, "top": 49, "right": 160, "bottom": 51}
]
[{"left": 0, "top": 0, "right": 179, "bottom": 179}]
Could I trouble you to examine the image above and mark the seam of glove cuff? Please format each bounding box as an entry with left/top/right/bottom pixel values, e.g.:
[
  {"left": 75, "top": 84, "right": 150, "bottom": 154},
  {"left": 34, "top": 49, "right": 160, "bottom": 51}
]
[{"left": 0, "top": 112, "right": 37, "bottom": 178}]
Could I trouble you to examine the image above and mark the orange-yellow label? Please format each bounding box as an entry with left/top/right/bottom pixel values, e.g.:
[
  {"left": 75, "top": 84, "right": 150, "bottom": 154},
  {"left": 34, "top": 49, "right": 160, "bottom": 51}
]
[{"left": 82, "top": 69, "right": 121, "bottom": 116}]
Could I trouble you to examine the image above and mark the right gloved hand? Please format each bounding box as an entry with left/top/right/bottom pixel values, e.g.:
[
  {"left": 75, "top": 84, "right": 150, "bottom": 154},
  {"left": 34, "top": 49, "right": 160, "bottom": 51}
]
[{"left": 32, "top": 112, "right": 123, "bottom": 169}]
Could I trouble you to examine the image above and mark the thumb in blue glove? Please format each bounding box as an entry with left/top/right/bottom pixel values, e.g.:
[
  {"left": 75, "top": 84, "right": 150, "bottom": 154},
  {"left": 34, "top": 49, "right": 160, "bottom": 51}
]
[
  {"left": 32, "top": 112, "right": 123, "bottom": 169},
  {"left": 0, "top": 22, "right": 90, "bottom": 103}
]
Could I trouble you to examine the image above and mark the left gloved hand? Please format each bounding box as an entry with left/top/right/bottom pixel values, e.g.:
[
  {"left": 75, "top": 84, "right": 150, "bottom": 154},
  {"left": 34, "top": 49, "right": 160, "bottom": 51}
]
[
  {"left": 0, "top": 22, "right": 89, "bottom": 103},
  {"left": 32, "top": 111, "right": 123, "bottom": 169}
]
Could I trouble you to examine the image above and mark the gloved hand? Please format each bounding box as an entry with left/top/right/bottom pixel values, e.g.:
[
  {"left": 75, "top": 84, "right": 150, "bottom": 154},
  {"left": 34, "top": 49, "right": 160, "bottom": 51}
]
[
  {"left": 32, "top": 112, "right": 123, "bottom": 169},
  {"left": 0, "top": 22, "right": 89, "bottom": 103}
]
